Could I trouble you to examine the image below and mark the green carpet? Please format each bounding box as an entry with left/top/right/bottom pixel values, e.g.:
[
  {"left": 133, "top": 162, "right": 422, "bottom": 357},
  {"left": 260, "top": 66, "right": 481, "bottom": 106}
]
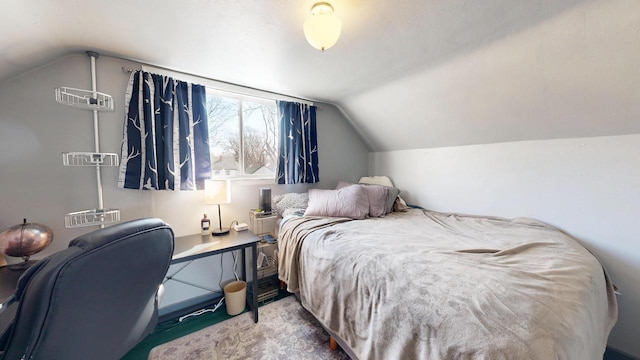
[{"left": 122, "top": 289, "right": 291, "bottom": 360}]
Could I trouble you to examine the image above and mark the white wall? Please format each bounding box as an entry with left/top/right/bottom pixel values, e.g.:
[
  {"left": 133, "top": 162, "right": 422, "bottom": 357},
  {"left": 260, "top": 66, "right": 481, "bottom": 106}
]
[
  {"left": 0, "top": 54, "right": 368, "bottom": 308},
  {"left": 340, "top": 0, "right": 640, "bottom": 152},
  {"left": 356, "top": 1, "right": 640, "bottom": 356},
  {"left": 370, "top": 134, "right": 640, "bottom": 356}
]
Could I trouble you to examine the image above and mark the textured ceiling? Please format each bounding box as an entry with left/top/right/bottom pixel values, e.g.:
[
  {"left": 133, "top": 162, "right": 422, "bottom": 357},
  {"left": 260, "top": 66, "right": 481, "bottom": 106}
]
[{"left": 2, "top": 0, "right": 639, "bottom": 151}]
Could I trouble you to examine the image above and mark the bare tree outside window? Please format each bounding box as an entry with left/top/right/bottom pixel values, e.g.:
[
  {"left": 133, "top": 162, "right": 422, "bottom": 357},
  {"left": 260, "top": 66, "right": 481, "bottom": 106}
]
[
  {"left": 206, "top": 95, "right": 239, "bottom": 172},
  {"left": 206, "top": 92, "right": 278, "bottom": 178},
  {"left": 206, "top": 96, "right": 238, "bottom": 152},
  {"left": 241, "top": 101, "right": 278, "bottom": 174}
]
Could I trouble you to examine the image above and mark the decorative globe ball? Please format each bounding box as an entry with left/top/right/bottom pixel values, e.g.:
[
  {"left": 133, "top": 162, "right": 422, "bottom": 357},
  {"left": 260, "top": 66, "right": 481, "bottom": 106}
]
[{"left": 0, "top": 220, "right": 53, "bottom": 258}]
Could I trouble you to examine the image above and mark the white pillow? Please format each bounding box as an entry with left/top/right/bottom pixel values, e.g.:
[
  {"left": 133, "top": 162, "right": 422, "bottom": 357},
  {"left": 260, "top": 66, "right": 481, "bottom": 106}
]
[
  {"left": 272, "top": 192, "right": 309, "bottom": 217},
  {"left": 358, "top": 176, "right": 394, "bottom": 187},
  {"left": 304, "top": 186, "right": 369, "bottom": 220}
]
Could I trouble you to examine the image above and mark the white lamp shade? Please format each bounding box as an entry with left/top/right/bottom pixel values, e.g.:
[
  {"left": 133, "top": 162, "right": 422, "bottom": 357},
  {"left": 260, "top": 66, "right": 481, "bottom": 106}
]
[
  {"left": 204, "top": 179, "right": 231, "bottom": 205},
  {"left": 304, "top": 3, "right": 342, "bottom": 51}
]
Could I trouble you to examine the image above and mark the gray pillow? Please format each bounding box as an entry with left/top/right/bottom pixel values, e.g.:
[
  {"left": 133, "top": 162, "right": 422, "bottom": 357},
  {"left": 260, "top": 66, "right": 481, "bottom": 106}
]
[{"left": 384, "top": 187, "right": 401, "bottom": 214}]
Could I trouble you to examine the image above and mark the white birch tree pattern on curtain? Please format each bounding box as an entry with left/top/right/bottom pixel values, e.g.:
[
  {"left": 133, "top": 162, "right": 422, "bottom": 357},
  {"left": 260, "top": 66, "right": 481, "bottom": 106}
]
[
  {"left": 276, "top": 101, "right": 319, "bottom": 184},
  {"left": 118, "top": 71, "right": 211, "bottom": 190}
]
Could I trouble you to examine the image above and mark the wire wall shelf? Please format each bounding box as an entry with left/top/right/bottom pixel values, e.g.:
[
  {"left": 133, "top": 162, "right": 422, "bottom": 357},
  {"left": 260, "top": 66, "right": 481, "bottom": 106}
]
[
  {"left": 62, "top": 152, "right": 119, "bottom": 167},
  {"left": 65, "top": 209, "right": 121, "bottom": 228},
  {"left": 55, "top": 87, "right": 114, "bottom": 111},
  {"left": 58, "top": 52, "right": 120, "bottom": 229}
]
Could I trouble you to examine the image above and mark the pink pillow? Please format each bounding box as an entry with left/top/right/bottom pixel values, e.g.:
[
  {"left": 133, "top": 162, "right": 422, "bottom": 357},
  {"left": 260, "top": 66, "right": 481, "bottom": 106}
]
[
  {"left": 363, "top": 185, "right": 388, "bottom": 217},
  {"left": 336, "top": 182, "right": 388, "bottom": 217},
  {"left": 304, "top": 186, "right": 369, "bottom": 220}
]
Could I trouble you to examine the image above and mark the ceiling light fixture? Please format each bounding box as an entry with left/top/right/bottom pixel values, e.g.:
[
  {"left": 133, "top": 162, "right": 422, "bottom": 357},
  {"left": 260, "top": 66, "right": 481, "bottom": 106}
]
[{"left": 303, "top": 2, "right": 342, "bottom": 52}]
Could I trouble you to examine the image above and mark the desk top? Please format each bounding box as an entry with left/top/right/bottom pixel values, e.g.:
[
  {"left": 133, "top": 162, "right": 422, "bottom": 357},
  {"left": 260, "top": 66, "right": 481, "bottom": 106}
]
[
  {"left": 0, "top": 261, "right": 35, "bottom": 301},
  {"left": 172, "top": 230, "right": 259, "bottom": 264}
]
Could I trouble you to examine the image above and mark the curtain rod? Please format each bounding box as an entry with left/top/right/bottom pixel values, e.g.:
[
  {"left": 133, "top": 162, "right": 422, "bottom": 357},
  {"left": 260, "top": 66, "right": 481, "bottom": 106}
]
[{"left": 119, "top": 62, "right": 315, "bottom": 106}]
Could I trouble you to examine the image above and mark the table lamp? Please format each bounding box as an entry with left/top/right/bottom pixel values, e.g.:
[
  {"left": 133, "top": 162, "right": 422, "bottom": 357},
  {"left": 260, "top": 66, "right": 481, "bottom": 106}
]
[{"left": 205, "top": 179, "right": 231, "bottom": 236}]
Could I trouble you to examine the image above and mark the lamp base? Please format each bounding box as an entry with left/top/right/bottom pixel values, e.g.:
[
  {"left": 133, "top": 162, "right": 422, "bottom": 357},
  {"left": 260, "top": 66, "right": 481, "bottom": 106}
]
[{"left": 211, "top": 227, "right": 230, "bottom": 236}]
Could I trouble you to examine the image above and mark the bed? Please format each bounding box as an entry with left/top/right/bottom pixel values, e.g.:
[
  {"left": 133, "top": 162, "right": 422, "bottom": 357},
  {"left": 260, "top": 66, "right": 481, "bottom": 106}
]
[{"left": 277, "top": 207, "right": 617, "bottom": 359}]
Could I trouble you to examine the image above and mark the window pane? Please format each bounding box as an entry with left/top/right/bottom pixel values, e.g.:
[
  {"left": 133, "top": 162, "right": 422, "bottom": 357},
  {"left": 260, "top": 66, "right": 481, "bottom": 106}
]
[
  {"left": 206, "top": 94, "right": 240, "bottom": 175},
  {"left": 242, "top": 100, "right": 278, "bottom": 175}
]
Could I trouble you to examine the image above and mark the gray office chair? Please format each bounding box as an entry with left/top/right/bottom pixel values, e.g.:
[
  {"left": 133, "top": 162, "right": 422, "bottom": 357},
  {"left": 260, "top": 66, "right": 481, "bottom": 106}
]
[{"left": 0, "top": 218, "right": 174, "bottom": 360}]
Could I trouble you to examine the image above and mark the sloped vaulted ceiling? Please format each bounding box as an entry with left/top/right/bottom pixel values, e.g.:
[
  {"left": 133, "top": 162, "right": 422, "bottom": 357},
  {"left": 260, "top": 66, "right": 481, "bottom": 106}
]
[{"left": 2, "top": 0, "right": 639, "bottom": 151}]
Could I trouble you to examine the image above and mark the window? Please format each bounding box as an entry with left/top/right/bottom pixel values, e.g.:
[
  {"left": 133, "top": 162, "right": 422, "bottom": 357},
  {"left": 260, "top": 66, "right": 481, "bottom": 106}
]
[{"left": 206, "top": 90, "right": 278, "bottom": 179}]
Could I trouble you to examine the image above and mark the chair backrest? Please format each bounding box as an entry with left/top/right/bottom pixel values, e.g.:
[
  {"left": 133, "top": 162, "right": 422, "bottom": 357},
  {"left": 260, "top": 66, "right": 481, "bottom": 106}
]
[{"left": 1, "top": 218, "right": 174, "bottom": 360}]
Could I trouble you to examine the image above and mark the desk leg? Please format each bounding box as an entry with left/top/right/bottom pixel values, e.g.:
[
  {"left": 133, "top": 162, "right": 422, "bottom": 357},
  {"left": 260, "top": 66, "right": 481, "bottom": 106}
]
[
  {"left": 241, "top": 248, "right": 247, "bottom": 281},
  {"left": 241, "top": 247, "right": 258, "bottom": 323},
  {"left": 251, "top": 243, "right": 258, "bottom": 323}
]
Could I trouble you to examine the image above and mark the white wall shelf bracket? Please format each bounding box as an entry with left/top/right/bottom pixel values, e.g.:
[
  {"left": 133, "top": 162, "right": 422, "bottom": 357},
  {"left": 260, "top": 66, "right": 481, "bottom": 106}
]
[
  {"left": 54, "top": 86, "right": 114, "bottom": 111},
  {"left": 62, "top": 152, "right": 119, "bottom": 167},
  {"left": 64, "top": 209, "right": 121, "bottom": 228}
]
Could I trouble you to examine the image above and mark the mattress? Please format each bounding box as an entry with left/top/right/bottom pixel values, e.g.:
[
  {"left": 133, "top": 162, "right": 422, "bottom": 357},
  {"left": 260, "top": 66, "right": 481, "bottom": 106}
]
[{"left": 278, "top": 209, "right": 617, "bottom": 359}]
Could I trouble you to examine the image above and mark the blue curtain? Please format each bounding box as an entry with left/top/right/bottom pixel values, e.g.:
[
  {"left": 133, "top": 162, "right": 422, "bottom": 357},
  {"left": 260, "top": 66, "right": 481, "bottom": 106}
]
[
  {"left": 118, "top": 71, "right": 211, "bottom": 190},
  {"left": 277, "top": 101, "right": 319, "bottom": 184}
]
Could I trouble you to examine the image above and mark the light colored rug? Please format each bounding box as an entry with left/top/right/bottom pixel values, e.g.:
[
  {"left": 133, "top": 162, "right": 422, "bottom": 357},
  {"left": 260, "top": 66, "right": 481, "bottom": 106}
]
[{"left": 148, "top": 296, "right": 350, "bottom": 360}]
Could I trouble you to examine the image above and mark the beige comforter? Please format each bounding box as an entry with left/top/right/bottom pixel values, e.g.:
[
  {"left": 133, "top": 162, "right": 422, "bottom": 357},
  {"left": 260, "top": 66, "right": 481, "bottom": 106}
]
[{"left": 278, "top": 209, "right": 617, "bottom": 360}]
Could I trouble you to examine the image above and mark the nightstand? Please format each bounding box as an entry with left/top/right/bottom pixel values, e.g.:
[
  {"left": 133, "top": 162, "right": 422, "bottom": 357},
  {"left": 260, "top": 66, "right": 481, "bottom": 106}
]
[
  {"left": 249, "top": 210, "right": 280, "bottom": 302},
  {"left": 249, "top": 210, "right": 277, "bottom": 240},
  {"left": 256, "top": 240, "right": 279, "bottom": 303}
]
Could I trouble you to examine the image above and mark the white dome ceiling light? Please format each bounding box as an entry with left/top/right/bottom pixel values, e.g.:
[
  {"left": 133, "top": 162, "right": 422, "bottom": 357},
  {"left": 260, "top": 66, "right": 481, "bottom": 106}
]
[{"left": 303, "top": 2, "right": 342, "bottom": 52}]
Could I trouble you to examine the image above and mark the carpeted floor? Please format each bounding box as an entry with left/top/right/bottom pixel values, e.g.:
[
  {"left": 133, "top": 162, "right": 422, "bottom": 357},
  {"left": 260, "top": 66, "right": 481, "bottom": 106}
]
[
  {"left": 127, "top": 293, "right": 635, "bottom": 360},
  {"left": 147, "top": 296, "right": 349, "bottom": 360}
]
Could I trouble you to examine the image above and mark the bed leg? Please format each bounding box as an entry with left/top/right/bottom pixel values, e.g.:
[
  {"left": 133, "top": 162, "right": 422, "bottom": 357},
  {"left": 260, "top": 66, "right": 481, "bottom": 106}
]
[
  {"left": 329, "top": 336, "right": 338, "bottom": 351},
  {"left": 280, "top": 280, "right": 286, "bottom": 289}
]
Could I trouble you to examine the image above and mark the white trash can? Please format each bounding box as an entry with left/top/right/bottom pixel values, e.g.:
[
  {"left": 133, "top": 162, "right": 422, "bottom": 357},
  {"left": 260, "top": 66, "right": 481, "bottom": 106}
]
[{"left": 224, "top": 280, "right": 247, "bottom": 316}]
